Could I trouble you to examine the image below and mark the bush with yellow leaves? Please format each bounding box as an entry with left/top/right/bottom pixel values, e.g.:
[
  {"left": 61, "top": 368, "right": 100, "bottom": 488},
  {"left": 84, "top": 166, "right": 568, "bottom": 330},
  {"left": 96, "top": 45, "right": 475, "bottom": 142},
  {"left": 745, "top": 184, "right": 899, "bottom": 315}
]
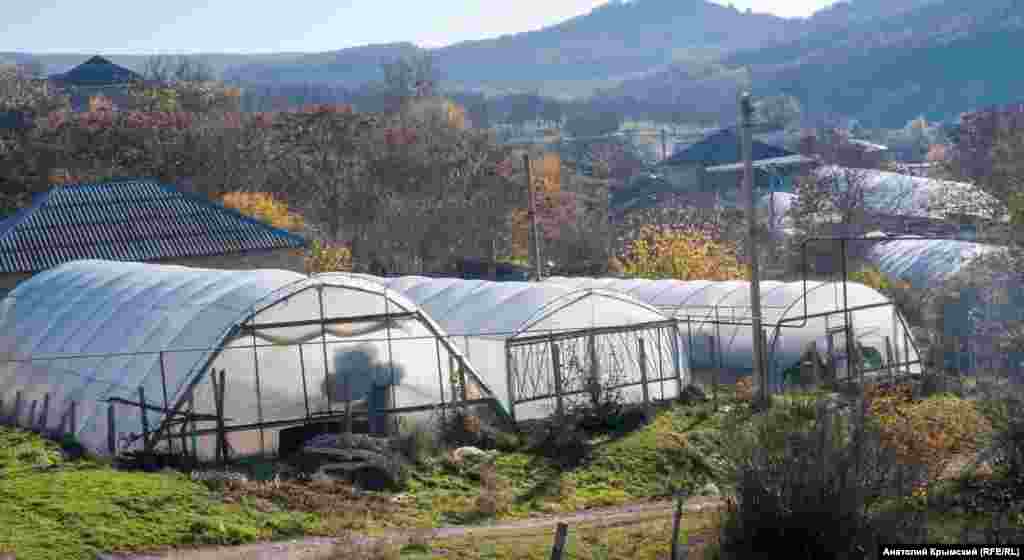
[
  {"left": 221, "top": 191, "right": 305, "bottom": 232},
  {"left": 618, "top": 224, "right": 746, "bottom": 281},
  {"left": 304, "top": 240, "right": 352, "bottom": 274}
]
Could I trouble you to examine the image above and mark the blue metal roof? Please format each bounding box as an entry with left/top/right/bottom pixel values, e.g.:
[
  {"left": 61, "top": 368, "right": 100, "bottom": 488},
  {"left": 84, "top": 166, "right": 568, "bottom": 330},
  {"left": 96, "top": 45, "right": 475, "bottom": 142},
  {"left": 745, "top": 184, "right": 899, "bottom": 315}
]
[{"left": 0, "top": 179, "right": 307, "bottom": 273}]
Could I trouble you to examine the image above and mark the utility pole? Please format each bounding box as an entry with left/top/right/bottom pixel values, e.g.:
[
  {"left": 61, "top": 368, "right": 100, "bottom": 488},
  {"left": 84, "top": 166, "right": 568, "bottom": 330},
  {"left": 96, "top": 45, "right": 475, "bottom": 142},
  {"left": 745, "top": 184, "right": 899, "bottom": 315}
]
[
  {"left": 740, "top": 91, "right": 768, "bottom": 408},
  {"left": 524, "top": 153, "right": 543, "bottom": 281},
  {"left": 661, "top": 127, "right": 668, "bottom": 162}
]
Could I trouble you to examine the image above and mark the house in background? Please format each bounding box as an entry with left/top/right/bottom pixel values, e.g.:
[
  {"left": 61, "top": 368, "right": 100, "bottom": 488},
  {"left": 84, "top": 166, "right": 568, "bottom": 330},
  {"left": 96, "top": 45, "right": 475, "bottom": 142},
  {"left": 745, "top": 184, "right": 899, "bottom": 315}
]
[
  {"left": 49, "top": 56, "right": 144, "bottom": 112},
  {"left": 619, "top": 128, "right": 815, "bottom": 212},
  {"left": 701, "top": 153, "right": 819, "bottom": 207},
  {"left": 0, "top": 179, "right": 307, "bottom": 295},
  {"left": 655, "top": 128, "right": 807, "bottom": 206}
]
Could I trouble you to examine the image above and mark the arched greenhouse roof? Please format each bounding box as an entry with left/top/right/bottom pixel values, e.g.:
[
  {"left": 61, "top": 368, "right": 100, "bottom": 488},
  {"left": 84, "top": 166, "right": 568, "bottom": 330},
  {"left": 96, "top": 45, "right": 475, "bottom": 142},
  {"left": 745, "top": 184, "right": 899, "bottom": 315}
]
[
  {"left": 346, "top": 274, "right": 672, "bottom": 338},
  {"left": 867, "top": 238, "right": 1005, "bottom": 290},
  {"left": 543, "top": 277, "right": 917, "bottom": 384},
  {"left": 0, "top": 260, "right": 485, "bottom": 456}
]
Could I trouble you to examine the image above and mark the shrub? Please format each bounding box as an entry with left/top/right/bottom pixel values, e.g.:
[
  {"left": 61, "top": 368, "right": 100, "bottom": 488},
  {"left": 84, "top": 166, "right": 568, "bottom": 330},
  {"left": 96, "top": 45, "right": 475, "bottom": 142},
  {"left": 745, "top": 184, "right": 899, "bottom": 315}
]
[
  {"left": 439, "top": 410, "right": 500, "bottom": 450},
  {"left": 866, "top": 384, "right": 991, "bottom": 483},
  {"left": 713, "top": 396, "right": 925, "bottom": 559},
  {"left": 394, "top": 419, "right": 441, "bottom": 466},
  {"left": 977, "top": 383, "right": 1024, "bottom": 484},
  {"left": 527, "top": 419, "right": 592, "bottom": 469}
]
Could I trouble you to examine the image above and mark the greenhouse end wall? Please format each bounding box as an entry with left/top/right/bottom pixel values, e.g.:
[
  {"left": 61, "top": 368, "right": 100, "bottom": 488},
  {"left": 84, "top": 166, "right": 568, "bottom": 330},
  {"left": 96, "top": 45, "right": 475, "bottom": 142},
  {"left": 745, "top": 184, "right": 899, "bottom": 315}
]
[{"left": 0, "top": 261, "right": 496, "bottom": 461}]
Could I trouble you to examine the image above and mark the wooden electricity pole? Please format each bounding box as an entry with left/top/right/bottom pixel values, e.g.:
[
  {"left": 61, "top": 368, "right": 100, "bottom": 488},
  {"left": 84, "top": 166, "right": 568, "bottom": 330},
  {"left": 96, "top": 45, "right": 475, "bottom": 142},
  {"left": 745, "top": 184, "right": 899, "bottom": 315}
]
[
  {"left": 740, "top": 91, "right": 768, "bottom": 408},
  {"left": 524, "top": 153, "right": 543, "bottom": 280}
]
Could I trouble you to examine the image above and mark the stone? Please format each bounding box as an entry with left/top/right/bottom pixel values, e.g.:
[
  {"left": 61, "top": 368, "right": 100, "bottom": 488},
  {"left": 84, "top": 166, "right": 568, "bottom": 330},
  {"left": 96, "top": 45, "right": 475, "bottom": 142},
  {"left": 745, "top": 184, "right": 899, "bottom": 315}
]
[
  {"left": 679, "top": 384, "right": 708, "bottom": 405},
  {"left": 450, "top": 446, "right": 496, "bottom": 466},
  {"left": 698, "top": 482, "right": 720, "bottom": 497}
]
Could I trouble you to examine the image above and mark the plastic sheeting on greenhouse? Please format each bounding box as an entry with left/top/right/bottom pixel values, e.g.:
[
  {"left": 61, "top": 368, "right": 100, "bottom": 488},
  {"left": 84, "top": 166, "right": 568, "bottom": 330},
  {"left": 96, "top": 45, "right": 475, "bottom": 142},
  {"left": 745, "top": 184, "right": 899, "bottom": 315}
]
[
  {"left": 347, "top": 274, "right": 688, "bottom": 421},
  {"left": 867, "top": 237, "right": 1005, "bottom": 291},
  {"left": 811, "top": 166, "right": 998, "bottom": 220},
  {"left": 0, "top": 260, "right": 493, "bottom": 459},
  {"left": 543, "top": 277, "right": 921, "bottom": 390}
]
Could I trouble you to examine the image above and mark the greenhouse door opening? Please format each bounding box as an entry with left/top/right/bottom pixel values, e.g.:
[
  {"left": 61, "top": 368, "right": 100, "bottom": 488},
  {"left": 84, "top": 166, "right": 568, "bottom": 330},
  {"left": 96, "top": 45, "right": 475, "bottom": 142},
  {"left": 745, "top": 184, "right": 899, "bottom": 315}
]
[{"left": 506, "top": 321, "right": 681, "bottom": 421}]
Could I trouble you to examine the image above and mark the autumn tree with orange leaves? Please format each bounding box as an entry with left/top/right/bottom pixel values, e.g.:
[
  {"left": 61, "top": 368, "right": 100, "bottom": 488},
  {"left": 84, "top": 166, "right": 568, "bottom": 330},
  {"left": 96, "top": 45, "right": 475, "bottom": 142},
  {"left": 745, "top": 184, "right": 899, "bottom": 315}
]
[
  {"left": 508, "top": 151, "right": 577, "bottom": 261},
  {"left": 617, "top": 224, "right": 746, "bottom": 281}
]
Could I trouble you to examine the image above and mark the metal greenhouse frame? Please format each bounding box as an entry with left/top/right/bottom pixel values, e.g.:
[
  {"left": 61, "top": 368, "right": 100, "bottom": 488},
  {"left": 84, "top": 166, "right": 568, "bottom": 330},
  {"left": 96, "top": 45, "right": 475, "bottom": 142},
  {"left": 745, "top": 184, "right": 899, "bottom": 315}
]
[{"left": 0, "top": 261, "right": 503, "bottom": 463}]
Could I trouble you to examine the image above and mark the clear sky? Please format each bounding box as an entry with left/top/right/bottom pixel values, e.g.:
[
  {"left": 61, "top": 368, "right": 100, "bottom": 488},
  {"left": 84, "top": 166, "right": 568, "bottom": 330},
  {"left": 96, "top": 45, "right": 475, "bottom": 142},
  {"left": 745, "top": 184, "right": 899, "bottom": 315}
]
[{"left": 3, "top": 0, "right": 841, "bottom": 55}]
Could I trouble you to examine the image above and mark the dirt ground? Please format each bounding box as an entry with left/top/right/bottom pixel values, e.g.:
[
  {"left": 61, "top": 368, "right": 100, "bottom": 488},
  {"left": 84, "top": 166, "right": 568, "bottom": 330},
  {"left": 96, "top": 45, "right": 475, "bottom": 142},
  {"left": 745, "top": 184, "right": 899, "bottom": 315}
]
[{"left": 99, "top": 496, "right": 726, "bottom": 560}]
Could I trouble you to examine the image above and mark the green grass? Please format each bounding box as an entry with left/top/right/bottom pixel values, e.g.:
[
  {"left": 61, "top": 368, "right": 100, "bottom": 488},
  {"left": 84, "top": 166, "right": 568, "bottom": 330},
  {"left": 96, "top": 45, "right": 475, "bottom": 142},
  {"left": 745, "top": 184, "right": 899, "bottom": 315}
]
[
  {"left": 405, "top": 396, "right": 745, "bottom": 524},
  {"left": 0, "top": 425, "right": 316, "bottom": 560}
]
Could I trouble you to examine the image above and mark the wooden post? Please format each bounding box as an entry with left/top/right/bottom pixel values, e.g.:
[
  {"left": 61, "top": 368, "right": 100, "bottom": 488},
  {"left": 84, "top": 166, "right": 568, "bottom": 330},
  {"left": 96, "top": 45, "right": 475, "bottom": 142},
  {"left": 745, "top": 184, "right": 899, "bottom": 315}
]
[
  {"left": 551, "top": 339, "right": 565, "bottom": 420},
  {"left": 549, "top": 522, "right": 568, "bottom": 560},
  {"left": 40, "top": 393, "right": 50, "bottom": 432},
  {"left": 588, "top": 332, "right": 600, "bottom": 407},
  {"left": 708, "top": 335, "right": 718, "bottom": 411},
  {"left": 639, "top": 338, "right": 651, "bottom": 417},
  {"left": 671, "top": 493, "right": 688, "bottom": 560},
  {"left": 216, "top": 369, "right": 228, "bottom": 464},
  {"left": 107, "top": 402, "right": 117, "bottom": 455},
  {"left": 28, "top": 400, "right": 37, "bottom": 431},
  {"left": 13, "top": 391, "right": 22, "bottom": 425},
  {"left": 69, "top": 401, "right": 77, "bottom": 435},
  {"left": 885, "top": 336, "right": 895, "bottom": 386},
  {"left": 211, "top": 370, "right": 224, "bottom": 465},
  {"left": 139, "top": 387, "right": 150, "bottom": 452},
  {"left": 449, "top": 354, "right": 460, "bottom": 405},
  {"left": 298, "top": 344, "right": 311, "bottom": 421},
  {"left": 434, "top": 337, "right": 448, "bottom": 424},
  {"left": 506, "top": 343, "right": 517, "bottom": 423},
  {"left": 158, "top": 352, "right": 172, "bottom": 455},
  {"left": 760, "top": 329, "right": 771, "bottom": 396}
]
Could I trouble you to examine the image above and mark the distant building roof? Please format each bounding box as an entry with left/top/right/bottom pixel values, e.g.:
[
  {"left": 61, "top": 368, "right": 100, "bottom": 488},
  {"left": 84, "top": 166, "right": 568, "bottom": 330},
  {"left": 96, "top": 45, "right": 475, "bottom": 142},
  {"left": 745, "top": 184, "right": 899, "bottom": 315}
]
[
  {"left": 51, "top": 55, "right": 142, "bottom": 86},
  {"left": 0, "top": 110, "right": 32, "bottom": 130},
  {"left": 847, "top": 138, "right": 889, "bottom": 152},
  {"left": 663, "top": 128, "right": 795, "bottom": 167},
  {"left": 704, "top": 154, "right": 818, "bottom": 173},
  {"left": 0, "top": 179, "right": 307, "bottom": 274}
]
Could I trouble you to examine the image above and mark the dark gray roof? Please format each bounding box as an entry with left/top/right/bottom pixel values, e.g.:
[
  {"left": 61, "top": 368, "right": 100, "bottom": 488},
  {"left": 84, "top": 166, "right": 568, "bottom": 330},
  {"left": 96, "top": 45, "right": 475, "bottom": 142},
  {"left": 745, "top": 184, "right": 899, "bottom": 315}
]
[
  {"left": 51, "top": 56, "right": 142, "bottom": 86},
  {"left": 664, "top": 128, "right": 795, "bottom": 167},
  {"left": 0, "top": 179, "right": 307, "bottom": 274}
]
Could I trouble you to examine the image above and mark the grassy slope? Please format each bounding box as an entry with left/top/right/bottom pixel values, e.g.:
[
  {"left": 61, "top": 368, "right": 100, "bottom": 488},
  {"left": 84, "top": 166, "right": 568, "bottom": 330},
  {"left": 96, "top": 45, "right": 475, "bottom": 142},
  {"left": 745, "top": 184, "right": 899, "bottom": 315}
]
[
  {"left": 2, "top": 383, "right": 1015, "bottom": 559},
  {"left": 0, "top": 426, "right": 315, "bottom": 560}
]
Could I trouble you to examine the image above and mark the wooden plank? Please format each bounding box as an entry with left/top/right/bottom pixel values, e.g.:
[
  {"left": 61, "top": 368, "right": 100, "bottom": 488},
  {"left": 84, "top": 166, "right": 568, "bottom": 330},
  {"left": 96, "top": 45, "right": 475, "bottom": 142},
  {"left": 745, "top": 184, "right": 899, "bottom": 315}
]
[
  {"left": 671, "top": 493, "right": 688, "bottom": 560},
  {"left": 549, "top": 522, "right": 568, "bottom": 560},
  {"left": 211, "top": 370, "right": 223, "bottom": 465}
]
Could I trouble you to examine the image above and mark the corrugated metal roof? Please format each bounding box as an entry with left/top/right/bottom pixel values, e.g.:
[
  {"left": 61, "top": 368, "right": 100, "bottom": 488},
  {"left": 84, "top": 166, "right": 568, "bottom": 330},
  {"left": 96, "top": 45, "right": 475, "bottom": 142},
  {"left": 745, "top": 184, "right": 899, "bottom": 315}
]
[{"left": 0, "top": 179, "right": 307, "bottom": 273}]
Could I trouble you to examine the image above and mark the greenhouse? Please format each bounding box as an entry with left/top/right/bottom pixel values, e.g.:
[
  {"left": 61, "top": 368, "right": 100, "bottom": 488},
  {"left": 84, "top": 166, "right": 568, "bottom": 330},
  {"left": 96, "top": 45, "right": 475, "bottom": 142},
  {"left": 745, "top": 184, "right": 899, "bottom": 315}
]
[
  {"left": 543, "top": 277, "right": 922, "bottom": 391},
  {"left": 0, "top": 260, "right": 495, "bottom": 460},
  {"left": 347, "top": 274, "right": 687, "bottom": 421},
  {"left": 868, "top": 237, "right": 1023, "bottom": 376}
]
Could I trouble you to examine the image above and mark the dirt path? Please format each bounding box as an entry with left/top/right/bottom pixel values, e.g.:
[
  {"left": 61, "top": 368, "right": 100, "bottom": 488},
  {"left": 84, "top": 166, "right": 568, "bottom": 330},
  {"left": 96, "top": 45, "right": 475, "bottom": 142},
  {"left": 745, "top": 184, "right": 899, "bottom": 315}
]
[{"left": 98, "top": 496, "right": 726, "bottom": 560}]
